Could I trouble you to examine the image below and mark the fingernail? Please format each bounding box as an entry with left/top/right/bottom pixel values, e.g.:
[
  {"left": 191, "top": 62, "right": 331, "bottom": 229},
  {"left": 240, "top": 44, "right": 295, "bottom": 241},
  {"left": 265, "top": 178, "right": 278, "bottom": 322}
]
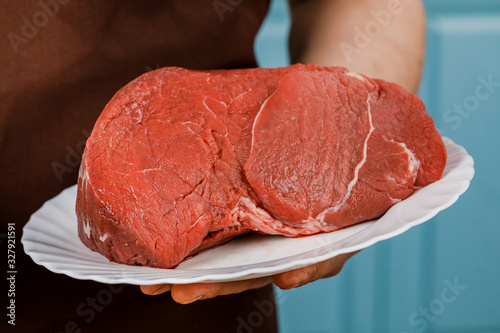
[
  {"left": 180, "top": 295, "right": 204, "bottom": 304},
  {"left": 286, "top": 282, "right": 303, "bottom": 289},
  {"left": 151, "top": 285, "right": 171, "bottom": 295}
]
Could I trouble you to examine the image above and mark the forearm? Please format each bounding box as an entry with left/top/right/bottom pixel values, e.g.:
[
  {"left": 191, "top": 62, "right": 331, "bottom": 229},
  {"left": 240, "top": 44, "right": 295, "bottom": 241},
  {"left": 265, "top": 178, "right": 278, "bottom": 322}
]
[{"left": 288, "top": 0, "right": 426, "bottom": 93}]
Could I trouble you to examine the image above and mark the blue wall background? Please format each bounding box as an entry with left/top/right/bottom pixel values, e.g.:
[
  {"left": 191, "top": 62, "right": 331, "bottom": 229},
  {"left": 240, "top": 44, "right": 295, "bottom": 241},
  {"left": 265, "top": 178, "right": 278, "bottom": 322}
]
[{"left": 255, "top": 1, "right": 500, "bottom": 332}]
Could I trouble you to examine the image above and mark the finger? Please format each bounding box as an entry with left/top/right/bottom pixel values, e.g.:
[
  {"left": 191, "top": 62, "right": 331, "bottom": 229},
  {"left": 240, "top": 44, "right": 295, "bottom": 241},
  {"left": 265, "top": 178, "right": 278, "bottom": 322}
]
[
  {"left": 140, "top": 284, "right": 172, "bottom": 295},
  {"left": 170, "top": 276, "right": 273, "bottom": 304},
  {"left": 273, "top": 251, "right": 358, "bottom": 290}
]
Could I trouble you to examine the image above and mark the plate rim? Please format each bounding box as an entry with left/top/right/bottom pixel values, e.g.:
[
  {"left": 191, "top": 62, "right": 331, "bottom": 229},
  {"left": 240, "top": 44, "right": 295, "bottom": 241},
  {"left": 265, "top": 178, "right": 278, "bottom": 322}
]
[{"left": 21, "top": 137, "right": 474, "bottom": 285}]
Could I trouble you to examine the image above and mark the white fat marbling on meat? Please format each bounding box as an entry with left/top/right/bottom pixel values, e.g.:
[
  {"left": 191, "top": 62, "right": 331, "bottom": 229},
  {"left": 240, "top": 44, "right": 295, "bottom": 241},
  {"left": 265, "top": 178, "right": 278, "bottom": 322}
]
[
  {"left": 78, "top": 152, "right": 89, "bottom": 183},
  {"left": 316, "top": 93, "right": 375, "bottom": 222},
  {"left": 78, "top": 154, "right": 93, "bottom": 239},
  {"left": 381, "top": 136, "right": 420, "bottom": 181},
  {"left": 83, "top": 222, "right": 91, "bottom": 238},
  {"left": 202, "top": 97, "right": 219, "bottom": 118},
  {"left": 190, "top": 214, "right": 205, "bottom": 229},
  {"left": 99, "top": 233, "right": 110, "bottom": 242},
  {"left": 345, "top": 72, "right": 367, "bottom": 83},
  {"left": 389, "top": 196, "right": 403, "bottom": 205},
  {"left": 249, "top": 92, "right": 275, "bottom": 158},
  {"left": 238, "top": 197, "right": 338, "bottom": 236},
  {"left": 231, "top": 91, "right": 249, "bottom": 102},
  {"left": 397, "top": 141, "right": 419, "bottom": 180}
]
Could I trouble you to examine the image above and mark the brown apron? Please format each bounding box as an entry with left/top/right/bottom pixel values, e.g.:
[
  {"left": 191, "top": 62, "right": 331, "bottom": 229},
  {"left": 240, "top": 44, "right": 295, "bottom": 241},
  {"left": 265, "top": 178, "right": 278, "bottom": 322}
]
[{"left": 0, "top": 1, "right": 278, "bottom": 331}]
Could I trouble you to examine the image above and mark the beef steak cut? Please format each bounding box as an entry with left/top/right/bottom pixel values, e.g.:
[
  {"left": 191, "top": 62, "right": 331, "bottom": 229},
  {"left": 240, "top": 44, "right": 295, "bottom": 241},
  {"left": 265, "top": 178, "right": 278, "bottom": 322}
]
[{"left": 76, "top": 64, "right": 446, "bottom": 268}]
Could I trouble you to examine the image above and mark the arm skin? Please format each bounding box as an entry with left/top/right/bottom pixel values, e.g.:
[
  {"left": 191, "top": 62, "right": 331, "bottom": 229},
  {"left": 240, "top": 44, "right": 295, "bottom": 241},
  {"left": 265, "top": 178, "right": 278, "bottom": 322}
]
[
  {"left": 288, "top": 0, "right": 426, "bottom": 93},
  {"left": 141, "top": 0, "right": 426, "bottom": 303}
]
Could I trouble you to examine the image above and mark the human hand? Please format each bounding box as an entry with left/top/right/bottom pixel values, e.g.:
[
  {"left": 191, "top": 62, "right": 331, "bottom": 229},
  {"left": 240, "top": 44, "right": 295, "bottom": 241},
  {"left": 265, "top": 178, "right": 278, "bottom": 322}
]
[{"left": 140, "top": 251, "right": 357, "bottom": 304}]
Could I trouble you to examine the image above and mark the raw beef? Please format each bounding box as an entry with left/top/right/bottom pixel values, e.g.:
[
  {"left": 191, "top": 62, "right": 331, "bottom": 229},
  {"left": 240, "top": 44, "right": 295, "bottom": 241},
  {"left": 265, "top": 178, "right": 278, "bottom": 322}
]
[{"left": 76, "top": 64, "right": 446, "bottom": 268}]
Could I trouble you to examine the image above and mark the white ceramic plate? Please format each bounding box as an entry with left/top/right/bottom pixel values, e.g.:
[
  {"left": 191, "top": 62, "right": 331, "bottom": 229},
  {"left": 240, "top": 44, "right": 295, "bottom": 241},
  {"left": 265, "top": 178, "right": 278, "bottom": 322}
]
[{"left": 22, "top": 137, "right": 474, "bottom": 285}]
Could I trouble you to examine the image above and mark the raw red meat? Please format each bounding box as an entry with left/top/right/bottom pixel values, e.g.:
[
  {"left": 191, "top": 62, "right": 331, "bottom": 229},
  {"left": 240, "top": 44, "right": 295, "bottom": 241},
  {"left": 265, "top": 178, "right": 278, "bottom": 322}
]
[{"left": 76, "top": 64, "right": 446, "bottom": 268}]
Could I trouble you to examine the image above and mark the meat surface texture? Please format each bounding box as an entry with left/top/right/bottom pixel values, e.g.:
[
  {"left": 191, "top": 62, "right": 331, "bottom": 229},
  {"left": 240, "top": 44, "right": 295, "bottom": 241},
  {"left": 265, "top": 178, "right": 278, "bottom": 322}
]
[{"left": 76, "top": 64, "right": 446, "bottom": 268}]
